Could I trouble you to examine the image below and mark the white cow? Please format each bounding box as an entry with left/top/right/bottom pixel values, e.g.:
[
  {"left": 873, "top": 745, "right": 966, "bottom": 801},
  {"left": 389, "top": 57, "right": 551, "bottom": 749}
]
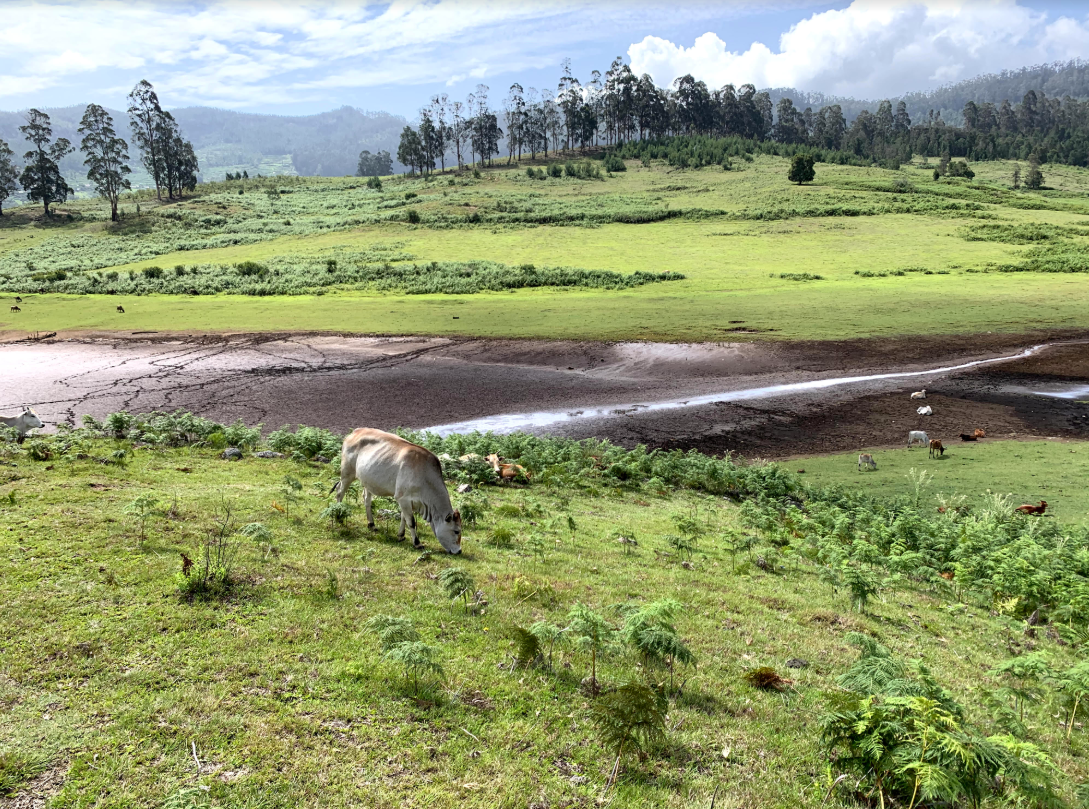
[
  {"left": 910, "top": 389, "right": 927, "bottom": 400},
  {"left": 334, "top": 428, "right": 462, "bottom": 554},
  {"left": 858, "top": 453, "right": 877, "bottom": 471},
  {"left": 917, "top": 405, "right": 933, "bottom": 415},
  {"left": 908, "top": 430, "right": 930, "bottom": 447},
  {"left": 0, "top": 408, "right": 43, "bottom": 443}
]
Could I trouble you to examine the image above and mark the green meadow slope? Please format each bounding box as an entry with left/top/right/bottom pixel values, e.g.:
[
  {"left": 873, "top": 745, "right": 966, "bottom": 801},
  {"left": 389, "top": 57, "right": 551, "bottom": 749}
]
[
  {"left": 2, "top": 155, "right": 1089, "bottom": 341},
  {"left": 1, "top": 421, "right": 1088, "bottom": 807}
]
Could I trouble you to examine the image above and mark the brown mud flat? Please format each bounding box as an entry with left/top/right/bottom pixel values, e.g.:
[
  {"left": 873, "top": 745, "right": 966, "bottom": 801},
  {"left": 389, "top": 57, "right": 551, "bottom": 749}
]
[{"left": 0, "top": 331, "right": 1086, "bottom": 458}]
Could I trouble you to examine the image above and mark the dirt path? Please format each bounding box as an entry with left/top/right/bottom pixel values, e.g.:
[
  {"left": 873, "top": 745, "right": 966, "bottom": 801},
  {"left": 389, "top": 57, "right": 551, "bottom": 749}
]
[{"left": 1, "top": 331, "right": 1086, "bottom": 457}]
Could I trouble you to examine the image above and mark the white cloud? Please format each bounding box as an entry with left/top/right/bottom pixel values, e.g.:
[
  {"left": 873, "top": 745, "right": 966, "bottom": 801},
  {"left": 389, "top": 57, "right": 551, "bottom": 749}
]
[
  {"left": 628, "top": 0, "right": 1089, "bottom": 99},
  {"left": 0, "top": 0, "right": 592, "bottom": 106}
]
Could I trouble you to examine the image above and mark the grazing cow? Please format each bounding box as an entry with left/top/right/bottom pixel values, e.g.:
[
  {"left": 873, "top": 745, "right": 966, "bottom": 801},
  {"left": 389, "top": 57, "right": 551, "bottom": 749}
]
[
  {"left": 1015, "top": 500, "right": 1047, "bottom": 516},
  {"left": 917, "top": 405, "right": 933, "bottom": 415},
  {"left": 116, "top": 305, "right": 125, "bottom": 313},
  {"left": 858, "top": 453, "right": 877, "bottom": 471},
  {"left": 960, "top": 433, "right": 977, "bottom": 442},
  {"left": 908, "top": 430, "right": 929, "bottom": 447},
  {"left": 928, "top": 439, "right": 945, "bottom": 458},
  {"left": 0, "top": 408, "right": 44, "bottom": 443},
  {"left": 14, "top": 296, "right": 22, "bottom": 303},
  {"left": 334, "top": 428, "right": 462, "bottom": 553},
  {"left": 9, "top": 306, "right": 19, "bottom": 312},
  {"left": 910, "top": 389, "right": 927, "bottom": 400},
  {"left": 973, "top": 429, "right": 986, "bottom": 439}
]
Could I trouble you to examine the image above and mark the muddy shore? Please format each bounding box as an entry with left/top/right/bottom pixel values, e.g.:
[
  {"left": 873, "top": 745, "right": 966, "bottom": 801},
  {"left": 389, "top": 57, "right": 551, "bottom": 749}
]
[{"left": 1, "top": 330, "right": 1086, "bottom": 458}]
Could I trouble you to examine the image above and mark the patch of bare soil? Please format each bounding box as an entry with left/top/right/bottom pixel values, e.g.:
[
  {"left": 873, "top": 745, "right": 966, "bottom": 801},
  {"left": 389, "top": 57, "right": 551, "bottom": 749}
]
[{"left": 0, "top": 331, "right": 1085, "bottom": 458}]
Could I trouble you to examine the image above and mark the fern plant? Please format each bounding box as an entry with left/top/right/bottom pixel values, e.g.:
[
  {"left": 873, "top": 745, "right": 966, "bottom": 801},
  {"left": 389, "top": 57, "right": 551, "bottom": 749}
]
[
  {"left": 124, "top": 494, "right": 161, "bottom": 542},
  {"left": 621, "top": 599, "right": 695, "bottom": 690},
  {"left": 591, "top": 680, "right": 667, "bottom": 788},
  {"left": 383, "top": 641, "right": 444, "bottom": 697},
  {"left": 1057, "top": 660, "right": 1089, "bottom": 742},
  {"left": 363, "top": 614, "right": 421, "bottom": 650},
  {"left": 988, "top": 652, "right": 1053, "bottom": 723},
  {"left": 512, "top": 622, "right": 565, "bottom": 669},
  {"left": 438, "top": 567, "right": 475, "bottom": 613},
  {"left": 821, "top": 633, "right": 1059, "bottom": 809},
  {"left": 567, "top": 603, "right": 617, "bottom": 693},
  {"left": 319, "top": 500, "right": 351, "bottom": 528}
]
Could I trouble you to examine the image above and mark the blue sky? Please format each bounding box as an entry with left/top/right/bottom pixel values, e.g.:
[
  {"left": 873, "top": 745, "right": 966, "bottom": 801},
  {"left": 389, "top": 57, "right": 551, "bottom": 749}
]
[{"left": 2, "top": 1, "right": 1088, "bottom": 119}]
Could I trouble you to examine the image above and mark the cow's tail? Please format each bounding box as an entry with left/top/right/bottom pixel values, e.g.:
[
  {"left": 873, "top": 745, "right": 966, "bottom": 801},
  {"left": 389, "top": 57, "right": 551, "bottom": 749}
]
[{"left": 329, "top": 479, "right": 341, "bottom": 496}]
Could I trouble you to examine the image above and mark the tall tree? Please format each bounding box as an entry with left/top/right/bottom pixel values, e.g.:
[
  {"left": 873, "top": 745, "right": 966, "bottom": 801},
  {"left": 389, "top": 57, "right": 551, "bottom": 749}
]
[
  {"left": 18, "top": 109, "right": 72, "bottom": 217},
  {"left": 1025, "top": 153, "right": 1044, "bottom": 189},
  {"left": 153, "top": 111, "right": 199, "bottom": 199},
  {"left": 397, "top": 126, "right": 422, "bottom": 175},
  {"left": 127, "top": 80, "right": 164, "bottom": 200},
  {"left": 79, "top": 103, "right": 131, "bottom": 222},
  {"left": 0, "top": 139, "right": 18, "bottom": 216},
  {"left": 504, "top": 83, "right": 525, "bottom": 164},
  {"left": 428, "top": 94, "right": 450, "bottom": 172},
  {"left": 450, "top": 101, "right": 468, "bottom": 170}
]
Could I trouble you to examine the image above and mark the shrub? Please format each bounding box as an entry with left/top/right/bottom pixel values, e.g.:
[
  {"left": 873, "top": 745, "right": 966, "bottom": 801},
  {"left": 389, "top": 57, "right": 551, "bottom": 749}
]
[
  {"left": 788, "top": 154, "right": 815, "bottom": 184},
  {"left": 603, "top": 154, "right": 626, "bottom": 173},
  {"left": 235, "top": 261, "right": 267, "bottom": 278},
  {"left": 547, "top": 163, "right": 563, "bottom": 178},
  {"left": 366, "top": 176, "right": 382, "bottom": 190},
  {"left": 142, "top": 266, "right": 163, "bottom": 279},
  {"left": 406, "top": 209, "right": 421, "bottom": 224},
  {"left": 267, "top": 425, "right": 342, "bottom": 460},
  {"left": 177, "top": 505, "right": 240, "bottom": 601},
  {"left": 472, "top": 169, "right": 481, "bottom": 179},
  {"left": 404, "top": 191, "right": 417, "bottom": 200}
]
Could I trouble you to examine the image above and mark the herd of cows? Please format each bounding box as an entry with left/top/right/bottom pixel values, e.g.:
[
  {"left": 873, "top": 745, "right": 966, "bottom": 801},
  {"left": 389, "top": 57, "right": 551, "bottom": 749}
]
[{"left": 859, "top": 387, "right": 988, "bottom": 471}]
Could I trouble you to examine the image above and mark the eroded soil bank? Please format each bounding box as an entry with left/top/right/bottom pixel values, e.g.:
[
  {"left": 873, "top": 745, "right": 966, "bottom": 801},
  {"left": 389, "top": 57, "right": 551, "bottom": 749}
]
[{"left": 1, "top": 330, "right": 1086, "bottom": 458}]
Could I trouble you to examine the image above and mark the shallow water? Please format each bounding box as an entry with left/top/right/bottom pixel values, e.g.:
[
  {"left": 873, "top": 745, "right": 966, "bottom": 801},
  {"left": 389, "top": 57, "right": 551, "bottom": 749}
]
[
  {"left": 1026, "top": 384, "right": 1089, "bottom": 400},
  {"left": 426, "top": 344, "right": 1050, "bottom": 435}
]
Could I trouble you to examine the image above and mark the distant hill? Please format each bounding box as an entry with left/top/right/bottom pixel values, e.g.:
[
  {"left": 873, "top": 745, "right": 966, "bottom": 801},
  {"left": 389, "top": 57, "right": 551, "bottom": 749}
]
[
  {"left": 767, "top": 59, "right": 1089, "bottom": 125},
  {"left": 0, "top": 104, "right": 408, "bottom": 193}
]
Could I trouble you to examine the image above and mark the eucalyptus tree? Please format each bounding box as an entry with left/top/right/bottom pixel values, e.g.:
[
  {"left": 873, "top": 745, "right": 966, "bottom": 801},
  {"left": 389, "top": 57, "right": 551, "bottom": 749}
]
[
  {"left": 557, "top": 59, "right": 581, "bottom": 151},
  {"left": 427, "top": 94, "right": 450, "bottom": 172},
  {"left": 0, "top": 139, "right": 18, "bottom": 216},
  {"left": 449, "top": 100, "right": 468, "bottom": 169},
  {"left": 78, "top": 103, "right": 131, "bottom": 221},
  {"left": 127, "top": 80, "right": 165, "bottom": 200},
  {"left": 154, "top": 111, "right": 199, "bottom": 198},
  {"left": 18, "top": 109, "right": 72, "bottom": 217},
  {"left": 503, "top": 83, "right": 525, "bottom": 163}
]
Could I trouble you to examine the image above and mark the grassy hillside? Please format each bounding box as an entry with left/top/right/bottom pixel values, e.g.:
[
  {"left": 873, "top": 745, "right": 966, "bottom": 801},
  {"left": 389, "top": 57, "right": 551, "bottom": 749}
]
[
  {"left": 2, "top": 155, "right": 1089, "bottom": 341},
  {"left": 1, "top": 420, "right": 1088, "bottom": 807}
]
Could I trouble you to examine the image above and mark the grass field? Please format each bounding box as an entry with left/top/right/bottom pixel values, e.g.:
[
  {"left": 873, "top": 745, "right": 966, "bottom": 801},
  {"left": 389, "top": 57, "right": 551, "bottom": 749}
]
[
  {"left": 1, "top": 155, "right": 1088, "bottom": 341},
  {"left": 1, "top": 430, "right": 1087, "bottom": 808},
  {"left": 795, "top": 439, "right": 1089, "bottom": 522}
]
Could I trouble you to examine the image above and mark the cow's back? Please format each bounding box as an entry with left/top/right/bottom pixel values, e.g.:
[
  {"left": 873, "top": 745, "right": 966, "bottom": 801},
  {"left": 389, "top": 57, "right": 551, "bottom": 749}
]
[{"left": 343, "top": 428, "right": 443, "bottom": 499}]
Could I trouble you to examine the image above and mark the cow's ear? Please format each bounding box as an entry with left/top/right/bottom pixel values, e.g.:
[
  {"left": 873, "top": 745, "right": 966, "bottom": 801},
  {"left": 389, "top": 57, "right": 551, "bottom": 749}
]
[{"left": 453, "top": 509, "right": 461, "bottom": 521}]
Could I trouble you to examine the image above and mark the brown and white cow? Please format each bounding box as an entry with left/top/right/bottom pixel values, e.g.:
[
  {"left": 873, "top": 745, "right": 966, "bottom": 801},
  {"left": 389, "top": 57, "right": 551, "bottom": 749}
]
[{"left": 334, "top": 428, "right": 462, "bottom": 553}]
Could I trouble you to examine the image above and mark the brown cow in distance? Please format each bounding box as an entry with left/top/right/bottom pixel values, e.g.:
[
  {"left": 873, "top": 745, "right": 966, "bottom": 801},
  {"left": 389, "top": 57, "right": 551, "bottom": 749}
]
[
  {"left": 9, "top": 306, "right": 19, "bottom": 312},
  {"left": 116, "top": 306, "right": 125, "bottom": 313},
  {"left": 1015, "top": 500, "right": 1047, "bottom": 516}
]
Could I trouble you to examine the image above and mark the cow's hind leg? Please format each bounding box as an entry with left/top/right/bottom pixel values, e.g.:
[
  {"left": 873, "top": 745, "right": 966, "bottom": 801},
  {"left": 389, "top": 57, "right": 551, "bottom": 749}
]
[{"left": 363, "top": 489, "right": 374, "bottom": 529}]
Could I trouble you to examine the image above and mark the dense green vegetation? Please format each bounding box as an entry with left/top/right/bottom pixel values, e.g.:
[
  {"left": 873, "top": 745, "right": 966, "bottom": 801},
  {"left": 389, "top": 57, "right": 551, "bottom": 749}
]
[{"left": 2, "top": 415, "right": 1088, "bottom": 806}]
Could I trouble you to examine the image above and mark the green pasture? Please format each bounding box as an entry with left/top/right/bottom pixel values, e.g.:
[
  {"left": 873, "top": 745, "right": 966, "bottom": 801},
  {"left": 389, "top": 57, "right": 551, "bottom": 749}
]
[
  {"left": 1, "top": 155, "right": 1088, "bottom": 340},
  {"left": 795, "top": 439, "right": 1089, "bottom": 521},
  {"left": 1, "top": 435, "right": 1086, "bottom": 807}
]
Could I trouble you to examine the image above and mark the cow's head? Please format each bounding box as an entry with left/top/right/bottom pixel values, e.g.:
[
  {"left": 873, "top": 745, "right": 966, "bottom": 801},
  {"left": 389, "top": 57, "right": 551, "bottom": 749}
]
[
  {"left": 20, "top": 408, "right": 43, "bottom": 430},
  {"left": 434, "top": 509, "right": 463, "bottom": 554}
]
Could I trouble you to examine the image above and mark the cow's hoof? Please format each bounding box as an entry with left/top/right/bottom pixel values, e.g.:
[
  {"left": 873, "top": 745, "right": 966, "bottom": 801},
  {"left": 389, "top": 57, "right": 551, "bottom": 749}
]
[
  {"left": 367, "top": 522, "right": 375, "bottom": 530},
  {"left": 413, "top": 542, "right": 423, "bottom": 550}
]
